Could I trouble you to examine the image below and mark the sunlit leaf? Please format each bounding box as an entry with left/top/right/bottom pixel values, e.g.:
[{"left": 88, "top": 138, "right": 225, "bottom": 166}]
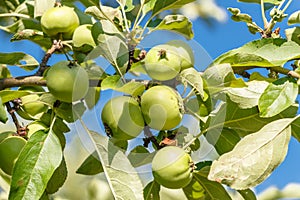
[
  {"left": 238, "top": 189, "right": 257, "bottom": 200},
  {"left": 213, "top": 38, "right": 300, "bottom": 68},
  {"left": 238, "top": 0, "right": 282, "bottom": 5},
  {"left": 89, "top": 131, "right": 144, "bottom": 199},
  {"left": 0, "top": 52, "right": 39, "bottom": 70},
  {"left": 9, "top": 130, "right": 62, "bottom": 199},
  {"left": 202, "top": 63, "right": 246, "bottom": 94},
  {"left": 258, "top": 78, "right": 298, "bottom": 118},
  {"left": 87, "top": 21, "right": 128, "bottom": 75},
  {"left": 144, "top": 181, "right": 160, "bottom": 200},
  {"left": 34, "top": 0, "right": 55, "bottom": 17},
  {"left": 0, "top": 98, "right": 8, "bottom": 123},
  {"left": 101, "top": 75, "right": 145, "bottom": 96},
  {"left": 208, "top": 117, "right": 297, "bottom": 190},
  {"left": 285, "top": 27, "right": 300, "bottom": 45},
  {"left": 204, "top": 97, "right": 298, "bottom": 138},
  {"left": 76, "top": 151, "right": 104, "bottom": 175},
  {"left": 0, "top": 90, "right": 30, "bottom": 103},
  {"left": 151, "top": 0, "right": 195, "bottom": 17},
  {"left": 152, "top": 15, "right": 193, "bottom": 39},
  {"left": 225, "top": 80, "right": 269, "bottom": 109},
  {"left": 288, "top": 10, "right": 300, "bottom": 25},
  {"left": 179, "top": 68, "right": 204, "bottom": 98}
]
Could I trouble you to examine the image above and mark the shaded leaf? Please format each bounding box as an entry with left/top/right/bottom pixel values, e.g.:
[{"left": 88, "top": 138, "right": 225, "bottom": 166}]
[
  {"left": 285, "top": 27, "right": 300, "bottom": 45},
  {"left": 46, "top": 157, "right": 67, "bottom": 194},
  {"left": 193, "top": 170, "right": 232, "bottom": 200},
  {"left": 76, "top": 151, "right": 104, "bottom": 175},
  {"left": 152, "top": 15, "right": 193, "bottom": 39},
  {"left": 9, "top": 130, "right": 62, "bottom": 199},
  {"left": 55, "top": 102, "right": 86, "bottom": 123},
  {"left": 213, "top": 38, "right": 300, "bottom": 68},
  {"left": 179, "top": 68, "right": 204, "bottom": 98},
  {"left": 0, "top": 98, "right": 8, "bottom": 123},
  {"left": 0, "top": 52, "right": 39, "bottom": 70},
  {"left": 128, "top": 146, "right": 155, "bottom": 167},
  {"left": 144, "top": 181, "right": 160, "bottom": 200},
  {"left": 84, "top": 87, "right": 101, "bottom": 110},
  {"left": 288, "top": 10, "right": 300, "bottom": 25},
  {"left": 101, "top": 75, "right": 145, "bottom": 96},
  {"left": 258, "top": 78, "right": 298, "bottom": 118},
  {"left": 208, "top": 117, "right": 297, "bottom": 190},
  {"left": 291, "top": 117, "right": 300, "bottom": 142},
  {"left": 183, "top": 177, "right": 206, "bottom": 200},
  {"left": 206, "top": 128, "right": 240, "bottom": 155},
  {"left": 238, "top": 189, "right": 257, "bottom": 200},
  {"left": 89, "top": 131, "right": 144, "bottom": 199},
  {"left": 225, "top": 80, "right": 269, "bottom": 109},
  {"left": 0, "top": 65, "right": 11, "bottom": 79}
]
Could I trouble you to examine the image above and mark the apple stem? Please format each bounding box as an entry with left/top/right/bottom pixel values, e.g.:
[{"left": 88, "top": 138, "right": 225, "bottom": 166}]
[{"left": 158, "top": 49, "right": 167, "bottom": 60}]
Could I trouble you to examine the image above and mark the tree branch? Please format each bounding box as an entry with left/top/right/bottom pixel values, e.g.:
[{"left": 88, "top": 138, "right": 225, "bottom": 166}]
[{"left": 0, "top": 76, "right": 46, "bottom": 90}]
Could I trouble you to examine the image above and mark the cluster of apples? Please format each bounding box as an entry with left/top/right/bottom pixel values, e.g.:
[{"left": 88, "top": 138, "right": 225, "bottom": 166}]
[{"left": 1, "top": 5, "right": 196, "bottom": 189}]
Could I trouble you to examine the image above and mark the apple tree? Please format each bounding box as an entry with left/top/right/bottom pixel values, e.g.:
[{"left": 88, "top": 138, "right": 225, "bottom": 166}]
[{"left": 0, "top": 0, "right": 300, "bottom": 199}]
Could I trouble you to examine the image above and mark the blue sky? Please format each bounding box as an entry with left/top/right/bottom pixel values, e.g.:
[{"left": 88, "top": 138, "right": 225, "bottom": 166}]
[{"left": 1, "top": 0, "right": 300, "bottom": 196}]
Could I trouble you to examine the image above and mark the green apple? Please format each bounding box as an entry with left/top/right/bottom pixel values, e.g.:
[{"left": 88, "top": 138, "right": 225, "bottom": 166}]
[
  {"left": 143, "top": 44, "right": 181, "bottom": 81},
  {"left": 101, "top": 96, "right": 144, "bottom": 140},
  {"left": 167, "top": 40, "right": 194, "bottom": 70},
  {"left": 17, "top": 86, "right": 48, "bottom": 120},
  {"left": 46, "top": 61, "right": 89, "bottom": 103},
  {"left": 0, "top": 136, "right": 26, "bottom": 175},
  {"left": 141, "top": 85, "right": 183, "bottom": 130},
  {"left": 41, "top": 6, "right": 79, "bottom": 39},
  {"left": 152, "top": 146, "right": 193, "bottom": 189}
]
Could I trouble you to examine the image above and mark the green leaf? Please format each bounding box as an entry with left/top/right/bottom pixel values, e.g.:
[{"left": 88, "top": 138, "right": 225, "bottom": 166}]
[
  {"left": 46, "top": 157, "right": 67, "bottom": 194},
  {"left": 0, "top": 65, "right": 11, "bottom": 79},
  {"left": 152, "top": 15, "right": 193, "bottom": 39},
  {"left": 144, "top": 181, "right": 160, "bottom": 200},
  {"left": 208, "top": 117, "right": 297, "bottom": 190},
  {"left": 128, "top": 146, "right": 155, "bottom": 167},
  {"left": 89, "top": 131, "right": 144, "bottom": 199},
  {"left": 0, "top": 52, "right": 39, "bottom": 70},
  {"left": 84, "top": 87, "right": 101, "bottom": 110},
  {"left": 258, "top": 78, "right": 298, "bottom": 118},
  {"left": 193, "top": 171, "right": 232, "bottom": 200},
  {"left": 183, "top": 177, "right": 206, "bottom": 200},
  {"left": 288, "top": 10, "right": 300, "bottom": 25},
  {"left": 151, "top": 0, "right": 195, "bottom": 17},
  {"left": 87, "top": 21, "right": 128, "bottom": 74},
  {"left": 0, "top": 90, "right": 30, "bottom": 103},
  {"left": 0, "top": 98, "right": 8, "bottom": 123},
  {"left": 204, "top": 97, "right": 298, "bottom": 137},
  {"left": 225, "top": 80, "right": 269, "bottom": 109},
  {"left": 291, "top": 117, "right": 300, "bottom": 142},
  {"left": 238, "top": 189, "right": 257, "bottom": 200},
  {"left": 202, "top": 64, "right": 246, "bottom": 94},
  {"left": 9, "top": 130, "right": 62, "bottom": 199},
  {"left": 55, "top": 102, "right": 86, "bottom": 123},
  {"left": 285, "top": 27, "right": 300, "bottom": 45},
  {"left": 85, "top": 5, "right": 122, "bottom": 22},
  {"left": 179, "top": 68, "right": 204, "bottom": 98},
  {"left": 33, "top": 0, "right": 55, "bottom": 17},
  {"left": 238, "top": 0, "right": 282, "bottom": 5},
  {"left": 213, "top": 38, "right": 300, "bottom": 68},
  {"left": 76, "top": 151, "right": 104, "bottom": 175},
  {"left": 11, "top": 29, "right": 52, "bottom": 50},
  {"left": 101, "top": 75, "right": 145, "bottom": 96},
  {"left": 206, "top": 128, "right": 241, "bottom": 155}
]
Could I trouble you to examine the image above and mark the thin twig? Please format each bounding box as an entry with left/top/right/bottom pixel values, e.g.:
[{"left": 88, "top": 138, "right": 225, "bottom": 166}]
[{"left": 143, "top": 126, "right": 160, "bottom": 149}]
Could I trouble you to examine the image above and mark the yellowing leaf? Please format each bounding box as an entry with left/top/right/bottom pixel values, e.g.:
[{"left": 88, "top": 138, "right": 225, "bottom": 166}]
[
  {"left": 288, "top": 10, "right": 300, "bottom": 25},
  {"left": 208, "top": 117, "right": 297, "bottom": 190}
]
